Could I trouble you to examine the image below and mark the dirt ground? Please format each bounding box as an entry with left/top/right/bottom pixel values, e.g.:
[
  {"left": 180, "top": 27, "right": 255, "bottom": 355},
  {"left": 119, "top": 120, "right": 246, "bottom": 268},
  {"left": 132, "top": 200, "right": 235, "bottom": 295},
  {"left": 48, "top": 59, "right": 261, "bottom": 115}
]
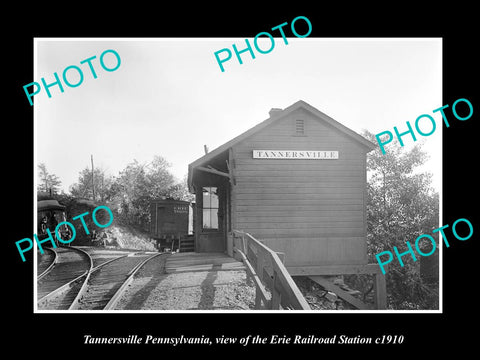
[
  {"left": 114, "top": 253, "right": 364, "bottom": 311},
  {"left": 115, "top": 254, "right": 256, "bottom": 310},
  {"left": 102, "top": 224, "right": 156, "bottom": 251}
]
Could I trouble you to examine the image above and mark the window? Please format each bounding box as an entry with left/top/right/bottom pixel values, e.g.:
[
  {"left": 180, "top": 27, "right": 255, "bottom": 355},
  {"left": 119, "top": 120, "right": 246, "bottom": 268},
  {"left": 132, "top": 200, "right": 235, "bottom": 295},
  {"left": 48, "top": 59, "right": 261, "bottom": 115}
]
[
  {"left": 295, "top": 119, "right": 305, "bottom": 135},
  {"left": 202, "top": 187, "right": 219, "bottom": 229}
]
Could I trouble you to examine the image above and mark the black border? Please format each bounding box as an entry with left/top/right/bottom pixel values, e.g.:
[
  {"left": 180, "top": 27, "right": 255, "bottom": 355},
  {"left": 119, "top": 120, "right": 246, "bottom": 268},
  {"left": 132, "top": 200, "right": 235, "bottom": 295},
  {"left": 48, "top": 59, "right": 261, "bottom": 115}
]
[{"left": 6, "top": 5, "right": 479, "bottom": 355}]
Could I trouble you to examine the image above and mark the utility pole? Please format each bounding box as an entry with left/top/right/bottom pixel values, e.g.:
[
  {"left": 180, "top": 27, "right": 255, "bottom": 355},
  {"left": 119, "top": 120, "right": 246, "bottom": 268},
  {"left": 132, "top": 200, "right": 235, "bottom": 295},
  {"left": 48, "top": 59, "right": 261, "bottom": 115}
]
[
  {"left": 101, "top": 172, "right": 104, "bottom": 202},
  {"left": 91, "top": 154, "right": 95, "bottom": 202}
]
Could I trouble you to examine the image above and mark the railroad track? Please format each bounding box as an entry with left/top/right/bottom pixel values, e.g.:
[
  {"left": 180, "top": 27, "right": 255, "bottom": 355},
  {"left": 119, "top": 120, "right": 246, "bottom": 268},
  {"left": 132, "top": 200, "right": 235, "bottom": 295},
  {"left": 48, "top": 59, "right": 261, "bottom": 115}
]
[
  {"left": 37, "top": 248, "right": 57, "bottom": 279},
  {"left": 70, "top": 252, "right": 162, "bottom": 310},
  {"left": 37, "top": 247, "right": 92, "bottom": 310},
  {"left": 77, "top": 247, "right": 140, "bottom": 268},
  {"left": 37, "top": 246, "right": 162, "bottom": 311}
]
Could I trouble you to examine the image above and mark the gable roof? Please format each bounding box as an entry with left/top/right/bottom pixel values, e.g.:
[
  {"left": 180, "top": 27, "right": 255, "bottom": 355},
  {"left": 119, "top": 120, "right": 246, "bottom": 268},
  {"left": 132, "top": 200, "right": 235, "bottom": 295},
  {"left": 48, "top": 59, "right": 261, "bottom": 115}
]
[{"left": 189, "top": 100, "right": 375, "bottom": 171}]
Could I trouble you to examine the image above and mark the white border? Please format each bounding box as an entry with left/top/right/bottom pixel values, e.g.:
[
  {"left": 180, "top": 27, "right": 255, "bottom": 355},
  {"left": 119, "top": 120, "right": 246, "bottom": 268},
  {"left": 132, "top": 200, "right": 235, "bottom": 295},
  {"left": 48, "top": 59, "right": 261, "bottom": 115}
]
[{"left": 33, "top": 37, "right": 442, "bottom": 314}]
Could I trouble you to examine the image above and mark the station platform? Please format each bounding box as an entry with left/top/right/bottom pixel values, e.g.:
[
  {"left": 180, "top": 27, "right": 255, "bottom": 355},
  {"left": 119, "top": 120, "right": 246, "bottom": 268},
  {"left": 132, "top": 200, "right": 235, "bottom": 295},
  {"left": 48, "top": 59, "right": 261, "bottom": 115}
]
[
  {"left": 165, "top": 252, "right": 245, "bottom": 273},
  {"left": 114, "top": 251, "right": 253, "bottom": 310}
]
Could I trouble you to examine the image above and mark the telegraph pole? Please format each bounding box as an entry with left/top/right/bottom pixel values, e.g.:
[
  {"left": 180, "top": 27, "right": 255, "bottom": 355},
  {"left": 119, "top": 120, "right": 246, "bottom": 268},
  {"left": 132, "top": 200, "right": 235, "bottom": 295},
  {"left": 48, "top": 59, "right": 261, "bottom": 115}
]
[{"left": 91, "top": 154, "right": 95, "bottom": 202}]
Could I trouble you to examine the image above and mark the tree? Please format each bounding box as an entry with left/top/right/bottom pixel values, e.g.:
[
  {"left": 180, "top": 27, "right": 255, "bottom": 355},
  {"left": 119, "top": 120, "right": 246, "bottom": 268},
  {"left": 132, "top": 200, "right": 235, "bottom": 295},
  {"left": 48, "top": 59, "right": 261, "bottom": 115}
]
[
  {"left": 145, "top": 155, "right": 176, "bottom": 197},
  {"left": 69, "top": 166, "right": 113, "bottom": 202},
  {"left": 111, "top": 159, "right": 151, "bottom": 227},
  {"left": 108, "top": 155, "right": 184, "bottom": 229},
  {"left": 37, "top": 163, "right": 62, "bottom": 194},
  {"left": 362, "top": 130, "right": 439, "bottom": 309},
  {"left": 166, "top": 174, "right": 195, "bottom": 203}
]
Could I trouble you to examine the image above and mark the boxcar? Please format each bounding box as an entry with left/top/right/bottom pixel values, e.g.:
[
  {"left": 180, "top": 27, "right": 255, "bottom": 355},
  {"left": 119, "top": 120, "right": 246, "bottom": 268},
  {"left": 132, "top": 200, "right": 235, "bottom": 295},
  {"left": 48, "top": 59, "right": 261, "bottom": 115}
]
[{"left": 150, "top": 199, "right": 190, "bottom": 251}]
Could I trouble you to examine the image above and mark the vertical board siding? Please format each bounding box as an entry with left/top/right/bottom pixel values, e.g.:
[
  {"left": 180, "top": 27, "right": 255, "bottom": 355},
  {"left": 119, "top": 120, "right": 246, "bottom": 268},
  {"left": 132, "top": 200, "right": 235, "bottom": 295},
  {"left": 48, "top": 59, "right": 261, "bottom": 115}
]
[{"left": 232, "top": 108, "right": 368, "bottom": 266}]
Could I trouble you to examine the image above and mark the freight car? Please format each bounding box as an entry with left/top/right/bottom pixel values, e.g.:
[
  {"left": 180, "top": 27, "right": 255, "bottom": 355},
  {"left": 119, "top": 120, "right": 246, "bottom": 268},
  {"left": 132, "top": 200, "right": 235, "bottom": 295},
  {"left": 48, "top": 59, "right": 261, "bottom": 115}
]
[{"left": 150, "top": 199, "right": 191, "bottom": 252}]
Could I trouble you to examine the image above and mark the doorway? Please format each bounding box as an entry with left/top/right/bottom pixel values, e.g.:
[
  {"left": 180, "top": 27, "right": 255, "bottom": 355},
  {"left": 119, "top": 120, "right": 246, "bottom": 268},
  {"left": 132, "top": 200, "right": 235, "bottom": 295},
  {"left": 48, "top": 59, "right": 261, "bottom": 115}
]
[{"left": 196, "top": 183, "right": 228, "bottom": 252}]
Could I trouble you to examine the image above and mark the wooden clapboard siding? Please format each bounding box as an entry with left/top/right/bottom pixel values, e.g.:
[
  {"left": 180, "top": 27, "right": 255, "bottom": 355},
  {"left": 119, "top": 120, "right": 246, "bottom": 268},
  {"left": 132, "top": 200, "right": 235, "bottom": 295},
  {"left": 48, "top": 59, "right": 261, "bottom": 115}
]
[
  {"left": 231, "top": 107, "right": 369, "bottom": 266},
  {"left": 236, "top": 210, "right": 362, "bottom": 218},
  {"left": 261, "top": 237, "right": 367, "bottom": 266},
  {"left": 236, "top": 186, "right": 363, "bottom": 194},
  {"left": 235, "top": 158, "right": 364, "bottom": 166},
  {"left": 236, "top": 163, "right": 365, "bottom": 171},
  {"left": 235, "top": 169, "right": 364, "bottom": 177},
  {"left": 235, "top": 150, "right": 365, "bottom": 161},
  {"left": 236, "top": 193, "right": 363, "bottom": 201},
  {"left": 235, "top": 222, "right": 365, "bottom": 230},
  {"left": 236, "top": 199, "right": 364, "bottom": 206},
  {"left": 237, "top": 204, "right": 364, "bottom": 211},
  {"left": 235, "top": 180, "right": 363, "bottom": 188},
  {"left": 232, "top": 228, "right": 364, "bottom": 238}
]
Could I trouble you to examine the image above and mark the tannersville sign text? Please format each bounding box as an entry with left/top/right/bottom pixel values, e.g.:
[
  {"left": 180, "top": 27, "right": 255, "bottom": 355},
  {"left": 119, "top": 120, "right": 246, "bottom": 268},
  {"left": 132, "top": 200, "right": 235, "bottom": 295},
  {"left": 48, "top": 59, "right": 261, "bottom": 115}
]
[{"left": 252, "top": 150, "right": 339, "bottom": 159}]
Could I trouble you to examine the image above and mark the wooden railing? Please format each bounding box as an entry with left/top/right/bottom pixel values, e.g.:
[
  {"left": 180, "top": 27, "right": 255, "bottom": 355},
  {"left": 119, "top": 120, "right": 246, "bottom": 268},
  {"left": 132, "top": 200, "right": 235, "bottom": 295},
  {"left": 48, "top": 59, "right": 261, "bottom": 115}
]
[{"left": 232, "top": 230, "right": 310, "bottom": 310}]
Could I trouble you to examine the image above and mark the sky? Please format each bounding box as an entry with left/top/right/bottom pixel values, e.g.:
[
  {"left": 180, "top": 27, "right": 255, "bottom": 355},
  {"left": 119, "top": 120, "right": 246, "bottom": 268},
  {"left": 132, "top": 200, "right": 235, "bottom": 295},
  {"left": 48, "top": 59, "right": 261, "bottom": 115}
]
[{"left": 35, "top": 38, "right": 442, "bottom": 193}]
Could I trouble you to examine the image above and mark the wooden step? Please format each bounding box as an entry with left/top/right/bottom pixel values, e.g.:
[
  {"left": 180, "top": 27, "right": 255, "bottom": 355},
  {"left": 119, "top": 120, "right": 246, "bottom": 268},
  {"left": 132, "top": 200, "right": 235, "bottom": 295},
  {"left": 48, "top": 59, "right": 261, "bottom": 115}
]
[{"left": 179, "top": 236, "right": 195, "bottom": 253}]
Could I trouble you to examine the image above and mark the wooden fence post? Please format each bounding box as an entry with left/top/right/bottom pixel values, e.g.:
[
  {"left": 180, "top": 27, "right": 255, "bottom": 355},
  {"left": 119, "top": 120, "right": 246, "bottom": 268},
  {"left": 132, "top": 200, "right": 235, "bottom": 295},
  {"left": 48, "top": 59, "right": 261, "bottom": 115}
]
[
  {"left": 255, "top": 290, "right": 263, "bottom": 309},
  {"left": 271, "top": 270, "right": 282, "bottom": 309},
  {"left": 374, "top": 273, "right": 387, "bottom": 309},
  {"left": 233, "top": 230, "right": 310, "bottom": 310}
]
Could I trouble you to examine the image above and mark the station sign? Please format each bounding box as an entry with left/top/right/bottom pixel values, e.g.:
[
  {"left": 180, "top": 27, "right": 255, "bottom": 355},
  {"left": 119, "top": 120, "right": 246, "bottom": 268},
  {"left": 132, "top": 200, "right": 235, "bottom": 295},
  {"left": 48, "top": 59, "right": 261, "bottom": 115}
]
[{"left": 253, "top": 150, "right": 339, "bottom": 159}]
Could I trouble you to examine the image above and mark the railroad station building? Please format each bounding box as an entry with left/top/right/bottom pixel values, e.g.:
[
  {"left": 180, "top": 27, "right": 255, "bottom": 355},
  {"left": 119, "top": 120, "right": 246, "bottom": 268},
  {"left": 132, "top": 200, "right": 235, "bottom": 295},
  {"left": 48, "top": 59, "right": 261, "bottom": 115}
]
[{"left": 187, "top": 100, "right": 376, "bottom": 269}]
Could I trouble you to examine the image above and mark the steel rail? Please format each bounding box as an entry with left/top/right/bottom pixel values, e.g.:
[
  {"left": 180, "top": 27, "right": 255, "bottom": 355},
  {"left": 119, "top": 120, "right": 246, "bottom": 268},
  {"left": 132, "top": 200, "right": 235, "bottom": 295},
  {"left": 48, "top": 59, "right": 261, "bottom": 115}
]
[
  {"left": 37, "top": 246, "right": 93, "bottom": 309},
  {"left": 68, "top": 254, "right": 129, "bottom": 310},
  {"left": 37, "top": 247, "right": 57, "bottom": 280},
  {"left": 103, "top": 252, "right": 164, "bottom": 310}
]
